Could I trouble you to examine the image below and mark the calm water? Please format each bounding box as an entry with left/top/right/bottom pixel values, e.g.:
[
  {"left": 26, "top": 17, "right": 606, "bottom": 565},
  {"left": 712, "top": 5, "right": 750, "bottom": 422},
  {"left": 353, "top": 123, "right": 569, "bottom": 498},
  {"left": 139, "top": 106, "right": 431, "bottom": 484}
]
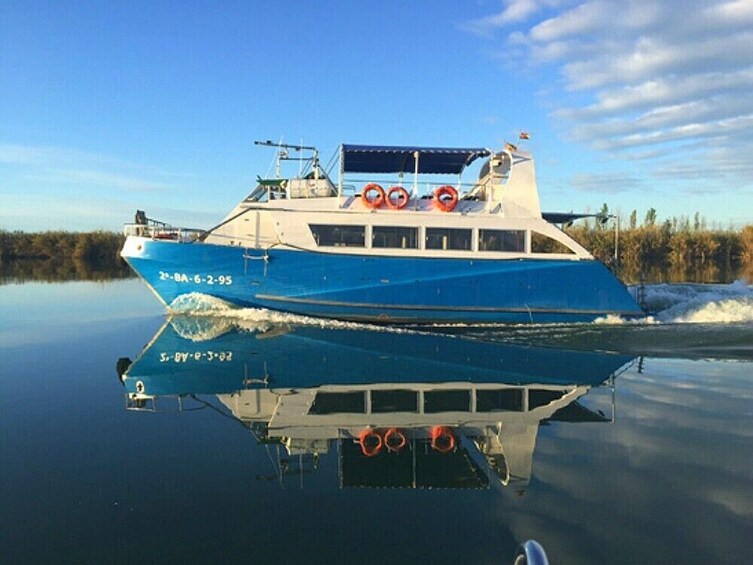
[{"left": 1, "top": 279, "right": 752, "bottom": 564}]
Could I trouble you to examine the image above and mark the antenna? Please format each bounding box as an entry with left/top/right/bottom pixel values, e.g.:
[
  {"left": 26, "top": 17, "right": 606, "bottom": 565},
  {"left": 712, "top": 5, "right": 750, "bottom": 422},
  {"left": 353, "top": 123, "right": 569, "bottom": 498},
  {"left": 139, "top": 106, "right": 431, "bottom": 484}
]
[
  {"left": 254, "top": 140, "right": 317, "bottom": 152},
  {"left": 254, "top": 140, "right": 320, "bottom": 178}
]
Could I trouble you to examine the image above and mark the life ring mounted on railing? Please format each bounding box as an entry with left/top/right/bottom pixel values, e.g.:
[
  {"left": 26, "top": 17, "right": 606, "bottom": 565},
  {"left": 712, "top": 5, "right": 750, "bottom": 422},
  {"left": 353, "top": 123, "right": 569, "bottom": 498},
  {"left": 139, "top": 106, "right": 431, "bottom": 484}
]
[
  {"left": 433, "top": 185, "right": 458, "bottom": 212},
  {"left": 430, "top": 426, "right": 456, "bottom": 453},
  {"left": 361, "top": 183, "right": 385, "bottom": 209},
  {"left": 384, "top": 428, "right": 407, "bottom": 452},
  {"left": 386, "top": 186, "right": 410, "bottom": 210},
  {"left": 358, "top": 429, "right": 383, "bottom": 457}
]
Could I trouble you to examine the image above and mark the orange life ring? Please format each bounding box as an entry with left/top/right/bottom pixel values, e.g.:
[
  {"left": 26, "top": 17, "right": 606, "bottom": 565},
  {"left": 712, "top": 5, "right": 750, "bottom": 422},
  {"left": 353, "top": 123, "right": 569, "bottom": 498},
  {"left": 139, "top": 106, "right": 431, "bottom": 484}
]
[
  {"left": 433, "top": 185, "right": 458, "bottom": 212},
  {"left": 358, "top": 429, "right": 383, "bottom": 457},
  {"left": 386, "top": 186, "right": 410, "bottom": 210},
  {"left": 361, "top": 183, "right": 385, "bottom": 209},
  {"left": 384, "top": 428, "right": 407, "bottom": 452},
  {"left": 430, "top": 426, "right": 455, "bottom": 453}
]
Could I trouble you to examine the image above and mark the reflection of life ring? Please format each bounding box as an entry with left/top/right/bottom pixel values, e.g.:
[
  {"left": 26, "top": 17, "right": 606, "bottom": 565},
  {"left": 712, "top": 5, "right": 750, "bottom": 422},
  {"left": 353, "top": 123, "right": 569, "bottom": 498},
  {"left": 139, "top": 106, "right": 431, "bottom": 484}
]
[
  {"left": 384, "top": 428, "right": 407, "bottom": 452},
  {"left": 433, "top": 185, "right": 458, "bottom": 212},
  {"left": 358, "top": 429, "right": 383, "bottom": 457},
  {"left": 361, "top": 183, "right": 385, "bottom": 209},
  {"left": 430, "top": 426, "right": 455, "bottom": 453},
  {"left": 386, "top": 186, "right": 410, "bottom": 209}
]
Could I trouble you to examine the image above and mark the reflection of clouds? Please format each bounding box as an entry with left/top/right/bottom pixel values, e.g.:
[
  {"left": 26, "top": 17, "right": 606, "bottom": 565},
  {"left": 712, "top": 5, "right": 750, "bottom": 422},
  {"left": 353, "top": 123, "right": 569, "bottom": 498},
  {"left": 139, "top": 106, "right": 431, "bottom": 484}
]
[{"left": 492, "top": 358, "right": 753, "bottom": 563}]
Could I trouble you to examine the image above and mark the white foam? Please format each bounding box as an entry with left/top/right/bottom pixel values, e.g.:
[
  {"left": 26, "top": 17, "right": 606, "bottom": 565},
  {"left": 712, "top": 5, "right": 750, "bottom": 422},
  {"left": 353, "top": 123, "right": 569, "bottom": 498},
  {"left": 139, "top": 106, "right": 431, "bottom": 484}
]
[
  {"left": 637, "top": 280, "right": 753, "bottom": 324},
  {"left": 593, "top": 314, "right": 658, "bottom": 325},
  {"left": 168, "top": 292, "right": 237, "bottom": 313},
  {"left": 170, "top": 316, "right": 236, "bottom": 341},
  {"left": 166, "top": 292, "right": 417, "bottom": 335},
  {"left": 166, "top": 280, "right": 753, "bottom": 334}
]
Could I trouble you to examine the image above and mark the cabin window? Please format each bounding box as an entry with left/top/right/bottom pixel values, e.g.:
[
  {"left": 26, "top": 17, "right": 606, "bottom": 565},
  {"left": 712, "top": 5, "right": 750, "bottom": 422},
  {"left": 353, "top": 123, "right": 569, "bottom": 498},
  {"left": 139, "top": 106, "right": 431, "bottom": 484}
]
[
  {"left": 530, "top": 232, "right": 576, "bottom": 254},
  {"left": 425, "top": 228, "right": 472, "bottom": 251},
  {"left": 476, "top": 389, "right": 524, "bottom": 412},
  {"left": 424, "top": 390, "right": 471, "bottom": 413},
  {"left": 529, "top": 389, "right": 566, "bottom": 410},
  {"left": 308, "top": 392, "right": 365, "bottom": 414},
  {"left": 372, "top": 226, "right": 418, "bottom": 249},
  {"left": 478, "top": 229, "right": 526, "bottom": 252},
  {"left": 309, "top": 224, "right": 365, "bottom": 247},
  {"left": 371, "top": 390, "right": 418, "bottom": 413}
]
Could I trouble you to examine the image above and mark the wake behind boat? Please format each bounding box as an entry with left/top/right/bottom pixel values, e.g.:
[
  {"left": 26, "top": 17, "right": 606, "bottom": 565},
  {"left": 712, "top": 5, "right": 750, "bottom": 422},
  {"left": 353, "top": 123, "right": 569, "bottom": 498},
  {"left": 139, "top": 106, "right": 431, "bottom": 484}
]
[{"left": 120, "top": 140, "right": 643, "bottom": 323}]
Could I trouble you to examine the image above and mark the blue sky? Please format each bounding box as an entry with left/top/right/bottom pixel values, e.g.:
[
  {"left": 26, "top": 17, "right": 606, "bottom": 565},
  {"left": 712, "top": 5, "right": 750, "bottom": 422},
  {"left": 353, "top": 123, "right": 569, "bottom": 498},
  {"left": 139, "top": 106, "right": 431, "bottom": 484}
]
[{"left": 2, "top": 0, "right": 752, "bottom": 231}]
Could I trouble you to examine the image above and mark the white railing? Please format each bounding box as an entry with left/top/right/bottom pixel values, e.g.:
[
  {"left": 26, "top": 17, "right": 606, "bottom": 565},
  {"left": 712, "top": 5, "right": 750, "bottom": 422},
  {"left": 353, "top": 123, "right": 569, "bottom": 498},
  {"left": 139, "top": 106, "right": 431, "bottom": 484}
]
[{"left": 123, "top": 222, "right": 206, "bottom": 242}]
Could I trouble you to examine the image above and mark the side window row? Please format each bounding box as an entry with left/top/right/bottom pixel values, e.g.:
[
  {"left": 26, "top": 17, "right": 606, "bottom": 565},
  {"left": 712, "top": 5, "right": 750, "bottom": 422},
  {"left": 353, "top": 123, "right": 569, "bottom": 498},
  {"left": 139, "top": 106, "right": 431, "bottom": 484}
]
[{"left": 308, "top": 224, "right": 573, "bottom": 254}]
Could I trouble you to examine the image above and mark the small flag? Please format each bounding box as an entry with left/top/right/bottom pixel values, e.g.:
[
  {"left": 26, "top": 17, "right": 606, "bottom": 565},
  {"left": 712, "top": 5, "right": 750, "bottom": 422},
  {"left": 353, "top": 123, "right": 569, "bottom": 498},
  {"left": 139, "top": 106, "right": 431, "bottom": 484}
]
[
  {"left": 505, "top": 142, "right": 518, "bottom": 152},
  {"left": 519, "top": 131, "right": 530, "bottom": 140}
]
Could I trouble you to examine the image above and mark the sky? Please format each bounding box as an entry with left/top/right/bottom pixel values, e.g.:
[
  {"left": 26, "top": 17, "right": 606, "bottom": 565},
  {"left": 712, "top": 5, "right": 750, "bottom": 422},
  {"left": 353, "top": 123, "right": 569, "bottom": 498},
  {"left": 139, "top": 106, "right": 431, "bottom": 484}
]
[{"left": 2, "top": 0, "right": 752, "bottom": 232}]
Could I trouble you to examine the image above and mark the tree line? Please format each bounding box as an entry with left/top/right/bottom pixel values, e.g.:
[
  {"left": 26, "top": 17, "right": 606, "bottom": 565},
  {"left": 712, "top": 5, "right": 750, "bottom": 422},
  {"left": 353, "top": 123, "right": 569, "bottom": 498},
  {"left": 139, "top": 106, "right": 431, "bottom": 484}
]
[
  {"left": 563, "top": 207, "right": 753, "bottom": 283},
  {"left": 0, "top": 230, "right": 131, "bottom": 282},
  {"left": 1, "top": 217, "right": 752, "bottom": 284}
]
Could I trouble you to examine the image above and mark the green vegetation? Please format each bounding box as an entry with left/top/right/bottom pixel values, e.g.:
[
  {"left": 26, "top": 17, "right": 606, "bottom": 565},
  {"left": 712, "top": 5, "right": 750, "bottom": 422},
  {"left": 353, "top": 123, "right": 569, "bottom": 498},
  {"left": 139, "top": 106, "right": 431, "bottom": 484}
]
[
  {"left": 0, "top": 230, "right": 131, "bottom": 283},
  {"left": 1, "top": 218, "right": 752, "bottom": 284},
  {"left": 563, "top": 207, "right": 753, "bottom": 283}
]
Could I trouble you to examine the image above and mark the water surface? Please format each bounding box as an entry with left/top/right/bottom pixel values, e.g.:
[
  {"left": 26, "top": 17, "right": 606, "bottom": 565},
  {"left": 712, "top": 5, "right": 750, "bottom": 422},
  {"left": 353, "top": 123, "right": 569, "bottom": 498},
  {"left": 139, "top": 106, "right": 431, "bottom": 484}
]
[{"left": 1, "top": 279, "right": 752, "bottom": 564}]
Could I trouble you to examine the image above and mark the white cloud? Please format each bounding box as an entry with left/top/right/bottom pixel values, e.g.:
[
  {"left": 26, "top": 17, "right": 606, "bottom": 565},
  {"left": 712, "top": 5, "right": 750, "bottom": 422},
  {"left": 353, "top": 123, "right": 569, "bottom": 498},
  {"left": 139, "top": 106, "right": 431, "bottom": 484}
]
[
  {"left": 529, "top": 1, "right": 611, "bottom": 42},
  {"left": 0, "top": 143, "right": 182, "bottom": 193},
  {"left": 465, "top": 0, "right": 753, "bottom": 209},
  {"left": 464, "top": 0, "right": 543, "bottom": 34}
]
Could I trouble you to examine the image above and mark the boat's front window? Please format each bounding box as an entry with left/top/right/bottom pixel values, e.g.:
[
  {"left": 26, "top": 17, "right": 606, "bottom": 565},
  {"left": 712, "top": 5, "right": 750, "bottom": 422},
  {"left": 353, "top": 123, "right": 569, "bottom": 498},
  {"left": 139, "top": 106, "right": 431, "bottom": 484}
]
[
  {"left": 531, "top": 232, "right": 576, "bottom": 254},
  {"left": 479, "top": 229, "right": 526, "bottom": 252},
  {"left": 372, "top": 226, "right": 418, "bottom": 249},
  {"left": 425, "top": 228, "right": 472, "bottom": 251},
  {"left": 245, "top": 180, "right": 288, "bottom": 202},
  {"left": 529, "top": 389, "right": 567, "bottom": 409},
  {"left": 245, "top": 184, "right": 269, "bottom": 202},
  {"left": 308, "top": 392, "right": 366, "bottom": 414},
  {"left": 309, "top": 224, "right": 366, "bottom": 247}
]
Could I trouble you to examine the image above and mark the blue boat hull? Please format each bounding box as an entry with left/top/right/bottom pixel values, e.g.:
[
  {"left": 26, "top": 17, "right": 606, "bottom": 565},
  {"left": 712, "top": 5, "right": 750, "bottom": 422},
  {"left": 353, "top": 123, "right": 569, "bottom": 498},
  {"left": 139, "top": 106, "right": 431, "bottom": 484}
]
[
  {"left": 122, "top": 320, "right": 636, "bottom": 396},
  {"left": 123, "top": 238, "right": 643, "bottom": 323}
]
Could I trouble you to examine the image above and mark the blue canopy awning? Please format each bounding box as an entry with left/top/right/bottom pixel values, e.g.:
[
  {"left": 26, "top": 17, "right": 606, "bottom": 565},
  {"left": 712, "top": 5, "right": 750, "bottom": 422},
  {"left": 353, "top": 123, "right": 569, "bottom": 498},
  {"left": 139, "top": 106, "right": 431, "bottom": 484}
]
[
  {"left": 341, "top": 144, "right": 491, "bottom": 175},
  {"left": 542, "top": 212, "right": 611, "bottom": 225}
]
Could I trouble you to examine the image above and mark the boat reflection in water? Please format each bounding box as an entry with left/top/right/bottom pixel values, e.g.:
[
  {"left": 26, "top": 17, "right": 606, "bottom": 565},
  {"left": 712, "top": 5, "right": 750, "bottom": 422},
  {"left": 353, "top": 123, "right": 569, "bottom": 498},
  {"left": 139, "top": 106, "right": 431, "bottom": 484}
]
[{"left": 119, "top": 317, "right": 634, "bottom": 491}]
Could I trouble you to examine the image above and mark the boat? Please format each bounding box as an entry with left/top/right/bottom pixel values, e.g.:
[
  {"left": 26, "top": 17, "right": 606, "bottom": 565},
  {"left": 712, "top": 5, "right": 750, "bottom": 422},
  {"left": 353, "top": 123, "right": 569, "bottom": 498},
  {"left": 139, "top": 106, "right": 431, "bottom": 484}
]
[
  {"left": 120, "top": 140, "right": 643, "bottom": 323},
  {"left": 118, "top": 318, "right": 634, "bottom": 490}
]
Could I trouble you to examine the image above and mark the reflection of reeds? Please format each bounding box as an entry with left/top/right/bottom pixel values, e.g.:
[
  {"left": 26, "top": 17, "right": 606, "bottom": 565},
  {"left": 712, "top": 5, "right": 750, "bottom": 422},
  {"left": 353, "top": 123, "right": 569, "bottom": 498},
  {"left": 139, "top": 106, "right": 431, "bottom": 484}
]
[{"left": 1, "top": 258, "right": 133, "bottom": 284}]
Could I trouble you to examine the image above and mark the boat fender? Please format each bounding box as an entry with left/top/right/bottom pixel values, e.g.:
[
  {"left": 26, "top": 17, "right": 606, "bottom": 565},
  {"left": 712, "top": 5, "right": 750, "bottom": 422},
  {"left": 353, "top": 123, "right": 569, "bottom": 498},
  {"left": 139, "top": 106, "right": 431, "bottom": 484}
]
[
  {"left": 361, "top": 183, "right": 385, "bottom": 209},
  {"left": 384, "top": 428, "right": 407, "bottom": 452},
  {"left": 430, "top": 425, "right": 455, "bottom": 453},
  {"left": 358, "top": 429, "right": 383, "bottom": 457},
  {"left": 386, "top": 186, "right": 410, "bottom": 210},
  {"left": 433, "top": 186, "right": 458, "bottom": 212}
]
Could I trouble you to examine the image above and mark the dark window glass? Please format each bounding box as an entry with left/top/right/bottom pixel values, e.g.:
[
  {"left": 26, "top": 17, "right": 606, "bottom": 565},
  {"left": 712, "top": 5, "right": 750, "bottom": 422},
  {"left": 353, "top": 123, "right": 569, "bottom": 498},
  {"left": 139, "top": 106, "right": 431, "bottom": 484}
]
[
  {"left": 309, "top": 224, "right": 365, "bottom": 247},
  {"left": 372, "top": 226, "right": 418, "bottom": 249},
  {"left": 478, "top": 229, "right": 526, "bottom": 252},
  {"left": 529, "top": 389, "right": 566, "bottom": 410},
  {"left": 530, "top": 232, "right": 575, "bottom": 254},
  {"left": 425, "top": 228, "right": 472, "bottom": 251},
  {"left": 477, "top": 389, "right": 524, "bottom": 412},
  {"left": 371, "top": 390, "right": 418, "bottom": 413},
  {"left": 424, "top": 390, "right": 471, "bottom": 413},
  {"left": 309, "top": 392, "right": 365, "bottom": 414}
]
